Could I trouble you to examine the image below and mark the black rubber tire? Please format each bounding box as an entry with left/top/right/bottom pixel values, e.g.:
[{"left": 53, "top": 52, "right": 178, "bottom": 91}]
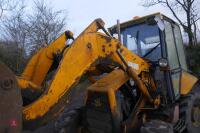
[
  {"left": 84, "top": 91, "right": 123, "bottom": 133},
  {"left": 140, "top": 120, "right": 174, "bottom": 133},
  {"left": 53, "top": 80, "right": 90, "bottom": 133},
  {"left": 180, "top": 84, "right": 200, "bottom": 133},
  {"left": 54, "top": 107, "right": 81, "bottom": 133},
  {"left": 54, "top": 90, "right": 86, "bottom": 133}
]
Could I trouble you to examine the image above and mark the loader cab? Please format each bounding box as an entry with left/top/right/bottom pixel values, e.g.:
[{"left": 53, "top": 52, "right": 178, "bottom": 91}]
[{"left": 109, "top": 13, "right": 190, "bottom": 102}]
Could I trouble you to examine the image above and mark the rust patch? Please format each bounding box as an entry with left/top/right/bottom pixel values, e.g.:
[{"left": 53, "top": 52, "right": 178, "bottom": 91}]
[
  {"left": 100, "top": 35, "right": 112, "bottom": 43},
  {"left": 120, "top": 48, "right": 124, "bottom": 53},
  {"left": 102, "top": 45, "right": 106, "bottom": 52},
  {"left": 116, "top": 42, "right": 121, "bottom": 49},
  {"left": 87, "top": 43, "right": 92, "bottom": 49}
]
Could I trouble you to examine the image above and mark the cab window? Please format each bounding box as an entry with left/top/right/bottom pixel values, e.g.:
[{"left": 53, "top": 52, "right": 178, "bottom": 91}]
[
  {"left": 164, "top": 21, "right": 180, "bottom": 69},
  {"left": 173, "top": 24, "right": 188, "bottom": 70},
  {"left": 120, "top": 23, "right": 161, "bottom": 61}
]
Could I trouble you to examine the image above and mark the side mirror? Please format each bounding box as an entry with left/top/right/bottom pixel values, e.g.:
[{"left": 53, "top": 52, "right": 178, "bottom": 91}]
[
  {"left": 154, "top": 17, "right": 165, "bottom": 31},
  {"left": 146, "top": 16, "right": 157, "bottom": 25},
  {"left": 159, "top": 58, "right": 169, "bottom": 71},
  {"left": 146, "top": 16, "right": 165, "bottom": 31}
]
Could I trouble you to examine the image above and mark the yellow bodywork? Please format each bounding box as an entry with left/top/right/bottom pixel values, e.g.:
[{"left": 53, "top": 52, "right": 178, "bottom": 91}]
[
  {"left": 180, "top": 71, "right": 198, "bottom": 95},
  {"left": 87, "top": 69, "right": 129, "bottom": 112},
  {"left": 19, "top": 19, "right": 149, "bottom": 126}
]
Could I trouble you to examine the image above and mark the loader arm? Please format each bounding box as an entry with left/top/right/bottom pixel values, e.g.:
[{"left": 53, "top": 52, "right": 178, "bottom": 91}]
[
  {"left": 17, "top": 31, "right": 74, "bottom": 90},
  {"left": 22, "top": 19, "right": 152, "bottom": 129}
]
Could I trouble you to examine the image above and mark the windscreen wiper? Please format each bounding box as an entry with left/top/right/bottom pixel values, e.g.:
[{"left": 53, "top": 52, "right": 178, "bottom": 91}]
[
  {"left": 135, "top": 30, "right": 142, "bottom": 56},
  {"left": 143, "top": 43, "right": 160, "bottom": 58}
]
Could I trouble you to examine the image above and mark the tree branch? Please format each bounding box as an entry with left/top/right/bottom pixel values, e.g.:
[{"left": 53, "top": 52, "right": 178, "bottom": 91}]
[
  {"left": 176, "top": 0, "right": 187, "bottom": 11},
  {"left": 165, "top": 0, "right": 187, "bottom": 29},
  {"left": 142, "top": 0, "right": 166, "bottom": 7}
]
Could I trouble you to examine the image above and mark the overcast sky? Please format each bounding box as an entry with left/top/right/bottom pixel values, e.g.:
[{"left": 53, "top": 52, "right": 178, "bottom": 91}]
[
  {"left": 26, "top": 0, "right": 199, "bottom": 39},
  {"left": 43, "top": 0, "right": 174, "bottom": 35}
]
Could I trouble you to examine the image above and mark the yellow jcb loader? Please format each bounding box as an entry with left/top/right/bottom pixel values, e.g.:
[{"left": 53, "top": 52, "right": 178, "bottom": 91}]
[{"left": 0, "top": 13, "right": 199, "bottom": 133}]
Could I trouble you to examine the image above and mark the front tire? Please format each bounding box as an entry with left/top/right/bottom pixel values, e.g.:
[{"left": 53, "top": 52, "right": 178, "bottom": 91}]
[
  {"left": 54, "top": 108, "right": 81, "bottom": 133},
  {"left": 180, "top": 84, "right": 200, "bottom": 133},
  {"left": 140, "top": 120, "right": 173, "bottom": 133}
]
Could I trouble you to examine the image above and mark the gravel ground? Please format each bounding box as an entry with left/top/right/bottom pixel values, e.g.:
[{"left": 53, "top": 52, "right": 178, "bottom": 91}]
[{"left": 23, "top": 122, "right": 55, "bottom": 133}]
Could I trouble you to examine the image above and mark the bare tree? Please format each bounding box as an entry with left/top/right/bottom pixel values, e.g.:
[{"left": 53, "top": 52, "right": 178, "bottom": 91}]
[
  {"left": 2, "top": 8, "right": 28, "bottom": 73},
  {"left": 1, "top": 0, "right": 67, "bottom": 72},
  {"left": 0, "top": 0, "right": 24, "bottom": 18},
  {"left": 0, "top": 40, "right": 27, "bottom": 74},
  {"left": 3, "top": 0, "right": 66, "bottom": 52},
  {"left": 143, "top": 0, "right": 200, "bottom": 46},
  {"left": 3, "top": 8, "right": 27, "bottom": 47},
  {"left": 26, "top": 0, "right": 66, "bottom": 52},
  {"left": 193, "top": 20, "right": 198, "bottom": 45}
]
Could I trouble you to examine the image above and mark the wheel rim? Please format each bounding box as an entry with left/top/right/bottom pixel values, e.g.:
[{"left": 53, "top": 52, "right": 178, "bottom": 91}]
[{"left": 191, "top": 98, "right": 200, "bottom": 127}]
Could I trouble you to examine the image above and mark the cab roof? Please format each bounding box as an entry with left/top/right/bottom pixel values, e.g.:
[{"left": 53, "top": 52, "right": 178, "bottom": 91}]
[{"left": 108, "top": 12, "right": 179, "bottom": 33}]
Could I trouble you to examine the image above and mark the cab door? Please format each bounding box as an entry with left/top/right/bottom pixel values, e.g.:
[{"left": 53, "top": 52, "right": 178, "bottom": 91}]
[{"left": 164, "top": 21, "right": 182, "bottom": 100}]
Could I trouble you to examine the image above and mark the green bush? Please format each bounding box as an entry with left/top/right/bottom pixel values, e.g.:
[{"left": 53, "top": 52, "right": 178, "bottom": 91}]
[
  {"left": 0, "top": 42, "right": 27, "bottom": 74},
  {"left": 185, "top": 45, "right": 200, "bottom": 76}
]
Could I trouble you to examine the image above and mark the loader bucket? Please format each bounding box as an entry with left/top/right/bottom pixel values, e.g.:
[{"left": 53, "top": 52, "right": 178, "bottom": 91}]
[{"left": 0, "top": 62, "right": 22, "bottom": 133}]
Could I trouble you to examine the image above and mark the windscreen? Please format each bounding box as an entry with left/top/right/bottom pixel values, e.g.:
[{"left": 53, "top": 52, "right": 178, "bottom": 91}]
[{"left": 119, "top": 23, "right": 161, "bottom": 61}]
